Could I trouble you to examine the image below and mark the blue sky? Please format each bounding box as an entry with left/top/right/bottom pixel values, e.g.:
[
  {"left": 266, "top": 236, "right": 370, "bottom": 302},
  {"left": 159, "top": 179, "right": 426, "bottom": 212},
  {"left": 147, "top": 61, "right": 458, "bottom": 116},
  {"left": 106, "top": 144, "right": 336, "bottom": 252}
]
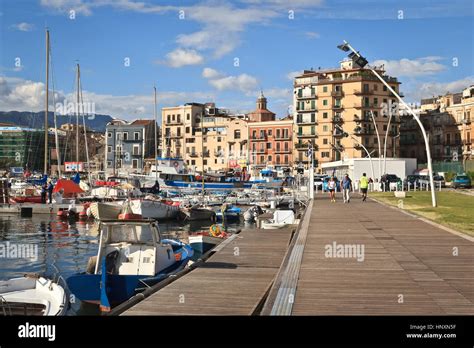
[{"left": 0, "top": 0, "right": 473, "bottom": 121}]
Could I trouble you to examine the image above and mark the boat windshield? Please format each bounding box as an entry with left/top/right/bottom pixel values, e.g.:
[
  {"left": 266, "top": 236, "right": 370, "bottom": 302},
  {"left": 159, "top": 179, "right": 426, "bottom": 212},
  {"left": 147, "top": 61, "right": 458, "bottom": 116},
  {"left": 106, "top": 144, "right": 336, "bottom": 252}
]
[{"left": 102, "top": 224, "right": 156, "bottom": 244}]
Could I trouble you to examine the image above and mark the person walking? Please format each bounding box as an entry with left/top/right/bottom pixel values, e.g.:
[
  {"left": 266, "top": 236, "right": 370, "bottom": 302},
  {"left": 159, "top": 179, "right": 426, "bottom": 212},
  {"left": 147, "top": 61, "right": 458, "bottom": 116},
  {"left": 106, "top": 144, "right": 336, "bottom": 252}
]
[
  {"left": 341, "top": 174, "right": 352, "bottom": 203},
  {"left": 328, "top": 176, "right": 337, "bottom": 203},
  {"left": 359, "top": 173, "right": 369, "bottom": 202},
  {"left": 47, "top": 181, "right": 54, "bottom": 204}
]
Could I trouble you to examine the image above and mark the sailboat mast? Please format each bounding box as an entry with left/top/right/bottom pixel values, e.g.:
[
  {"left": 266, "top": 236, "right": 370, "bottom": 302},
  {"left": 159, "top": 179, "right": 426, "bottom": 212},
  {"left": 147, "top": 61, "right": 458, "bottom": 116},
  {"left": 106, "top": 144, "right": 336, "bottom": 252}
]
[
  {"left": 153, "top": 86, "right": 158, "bottom": 181},
  {"left": 75, "top": 63, "right": 80, "bottom": 163},
  {"left": 44, "top": 29, "right": 50, "bottom": 175},
  {"left": 201, "top": 111, "right": 204, "bottom": 195}
]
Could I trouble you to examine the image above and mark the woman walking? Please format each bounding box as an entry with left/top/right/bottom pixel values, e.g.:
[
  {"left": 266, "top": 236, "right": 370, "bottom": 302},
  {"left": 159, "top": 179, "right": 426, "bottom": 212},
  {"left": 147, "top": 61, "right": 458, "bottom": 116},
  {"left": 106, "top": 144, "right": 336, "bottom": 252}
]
[{"left": 328, "top": 176, "right": 336, "bottom": 203}]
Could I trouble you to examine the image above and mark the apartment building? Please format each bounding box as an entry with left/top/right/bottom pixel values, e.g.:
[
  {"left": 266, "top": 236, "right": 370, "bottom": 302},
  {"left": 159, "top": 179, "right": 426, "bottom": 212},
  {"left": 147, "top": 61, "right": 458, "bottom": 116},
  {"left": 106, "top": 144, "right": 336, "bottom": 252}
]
[
  {"left": 105, "top": 119, "right": 157, "bottom": 175},
  {"left": 293, "top": 59, "right": 401, "bottom": 171},
  {"left": 247, "top": 92, "right": 293, "bottom": 169},
  {"left": 161, "top": 103, "right": 248, "bottom": 172},
  {"left": 400, "top": 86, "right": 473, "bottom": 162}
]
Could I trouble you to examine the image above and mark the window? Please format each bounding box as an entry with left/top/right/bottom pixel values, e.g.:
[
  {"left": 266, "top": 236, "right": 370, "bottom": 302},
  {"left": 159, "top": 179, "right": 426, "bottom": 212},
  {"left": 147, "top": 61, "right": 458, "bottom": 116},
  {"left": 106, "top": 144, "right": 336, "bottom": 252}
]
[
  {"left": 268, "top": 155, "right": 272, "bottom": 162},
  {"left": 132, "top": 159, "right": 139, "bottom": 169},
  {"left": 203, "top": 160, "right": 207, "bottom": 165},
  {"left": 260, "top": 156, "right": 264, "bottom": 163},
  {"left": 276, "top": 155, "right": 281, "bottom": 164},
  {"left": 323, "top": 125, "right": 328, "bottom": 132},
  {"left": 123, "top": 132, "right": 128, "bottom": 140},
  {"left": 364, "top": 97, "right": 370, "bottom": 107},
  {"left": 323, "top": 86, "right": 328, "bottom": 92},
  {"left": 167, "top": 115, "right": 170, "bottom": 123},
  {"left": 374, "top": 111, "right": 378, "bottom": 117},
  {"left": 108, "top": 132, "right": 112, "bottom": 138},
  {"left": 323, "top": 100, "right": 328, "bottom": 106},
  {"left": 383, "top": 85, "right": 387, "bottom": 91},
  {"left": 134, "top": 132, "right": 140, "bottom": 140},
  {"left": 177, "top": 114, "right": 181, "bottom": 123},
  {"left": 311, "top": 87, "right": 315, "bottom": 96},
  {"left": 132, "top": 145, "right": 140, "bottom": 155},
  {"left": 374, "top": 98, "right": 378, "bottom": 106},
  {"left": 187, "top": 113, "right": 190, "bottom": 120},
  {"left": 323, "top": 112, "right": 328, "bottom": 119},
  {"left": 284, "top": 155, "right": 289, "bottom": 164},
  {"left": 268, "top": 129, "right": 273, "bottom": 136},
  {"left": 191, "top": 160, "right": 195, "bottom": 165},
  {"left": 217, "top": 137, "right": 221, "bottom": 142},
  {"left": 363, "top": 84, "right": 369, "bottom": 92},
  {"left": 276, "top": 129, "right": 281, "bottom": 138},
  {"left": 177, "top": 128, "right": 181, "bottom": 136},
  {"left": 373, "top": 84, "right": 378, "bottom": 91},
  {"left": 107, "top": 146, "right": 112, "bottom": 153},
  {"left": 267, "top": 143, "right": 272, "bottom": 149},
  {"left": 234, "top": 130, "right": 241, "bottom": 139},
  {"left": 107, "top": 161, "right": 112, "bottom": 167},
  {"left": 186, "top": 127, "right": 190, "bottom": 133},
  {"left": 311, "top": 113, "right": 316, "bottom": 123},
  {"left": 252, "top": 130, "right": 257, "bottom": 138},
  {"left": 116, "top": 132, "right": 122, "bottom": 140},
  {"left": 311, "top": 100, "right": 316, "bottom": 109},
  {"left": 323, "top": 138, "right": 328, "bottom": 145},
  {"left": 172, "top": 114, "right": 175, "bottom": 121},
  {"left": 276, "top": 143, "right": 281, "bottom": 151},
  {"left": 383, "top": 125, "right": 387, "bottom": 131}
]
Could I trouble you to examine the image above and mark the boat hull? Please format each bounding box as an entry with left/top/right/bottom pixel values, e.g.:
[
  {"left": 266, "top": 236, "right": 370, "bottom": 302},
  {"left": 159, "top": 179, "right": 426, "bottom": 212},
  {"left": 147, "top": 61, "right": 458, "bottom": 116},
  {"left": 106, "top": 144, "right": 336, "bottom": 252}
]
[
  {"left": 188, "top": 234, "right": 224, "bottom": 254},
  {"left": 129, "top": 199, "right": 179, "bottom": 219}
]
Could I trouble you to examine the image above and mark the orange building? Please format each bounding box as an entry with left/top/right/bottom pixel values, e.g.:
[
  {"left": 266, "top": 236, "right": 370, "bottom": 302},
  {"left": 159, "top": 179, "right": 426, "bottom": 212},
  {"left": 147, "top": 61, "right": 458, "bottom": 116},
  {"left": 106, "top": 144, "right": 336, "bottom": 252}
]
[{"left": 247, "top": 93, "right": 293, "bottom": 169}]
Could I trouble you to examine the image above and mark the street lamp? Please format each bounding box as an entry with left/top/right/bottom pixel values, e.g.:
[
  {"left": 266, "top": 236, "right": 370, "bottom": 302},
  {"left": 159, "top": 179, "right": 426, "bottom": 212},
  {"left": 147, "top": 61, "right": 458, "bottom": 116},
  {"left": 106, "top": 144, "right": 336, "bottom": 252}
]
[
  {"left": 369, "top": 110, "right": 381, "bottom": 179},
  {"left": 307, "top": 140, "right": 314, "bottom": 199},
  {"left": 335, "top": 124, "right": 375, "bottom": 181},
  {"left": 337, "top": 40, "right": 437, "bottom": 207}
]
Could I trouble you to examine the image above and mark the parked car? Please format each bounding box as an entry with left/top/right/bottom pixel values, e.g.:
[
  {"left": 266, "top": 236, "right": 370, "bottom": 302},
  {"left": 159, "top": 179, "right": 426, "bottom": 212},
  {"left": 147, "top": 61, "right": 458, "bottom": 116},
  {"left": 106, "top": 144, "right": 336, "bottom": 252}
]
[
  {"left": 380, "top": 174, "right": 399, "bottom": 191},
  {"left": 322, "top": 177, "right": 340, "bottom": 192},
  {"left": 452, "top": 174, "right": 472, "bottom": 189},
  {"left": 419, "top": 174, "right": 446, "bottom": 188},
  {"left": 433, "top": 175, "right": 446, "bottom": 188},
  {"left": 404, "top": 175, "right": 420, "bottom": 189}
]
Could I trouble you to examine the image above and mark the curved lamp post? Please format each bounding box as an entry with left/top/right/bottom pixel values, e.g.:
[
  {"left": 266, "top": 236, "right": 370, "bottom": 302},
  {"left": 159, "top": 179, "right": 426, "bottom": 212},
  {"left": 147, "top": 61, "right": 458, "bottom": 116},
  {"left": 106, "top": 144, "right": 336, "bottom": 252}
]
[{"left": 337, "top": 40, "right": 436, "bottom": 207}]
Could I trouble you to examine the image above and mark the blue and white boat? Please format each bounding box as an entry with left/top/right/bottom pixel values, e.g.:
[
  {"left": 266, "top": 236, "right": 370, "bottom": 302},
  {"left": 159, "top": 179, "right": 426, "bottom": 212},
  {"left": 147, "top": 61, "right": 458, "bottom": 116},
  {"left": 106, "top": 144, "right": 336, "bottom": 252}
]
[
  {"left": 215, "top": 205, "right": 241, "bottom": 222},
  {"left": 66, "top": 220, "right": 193, "bottom": 311},
  {"left": 132, "top": 158, "right": 283, "bottom": 191}
]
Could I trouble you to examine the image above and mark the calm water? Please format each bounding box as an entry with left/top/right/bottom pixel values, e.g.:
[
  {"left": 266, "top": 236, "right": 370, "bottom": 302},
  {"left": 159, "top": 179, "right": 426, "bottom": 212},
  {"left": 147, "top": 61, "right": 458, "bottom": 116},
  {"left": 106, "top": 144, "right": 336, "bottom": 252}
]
[{"left": 0, "top": 213, "right": 255, "bottom": 315}]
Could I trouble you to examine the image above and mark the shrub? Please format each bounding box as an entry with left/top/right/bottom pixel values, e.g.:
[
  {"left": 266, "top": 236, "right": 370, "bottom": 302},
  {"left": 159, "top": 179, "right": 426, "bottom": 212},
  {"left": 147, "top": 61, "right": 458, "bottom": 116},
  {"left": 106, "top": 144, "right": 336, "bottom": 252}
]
[{"left": 444, "top": 171, "right": 456, "bottom": 182}]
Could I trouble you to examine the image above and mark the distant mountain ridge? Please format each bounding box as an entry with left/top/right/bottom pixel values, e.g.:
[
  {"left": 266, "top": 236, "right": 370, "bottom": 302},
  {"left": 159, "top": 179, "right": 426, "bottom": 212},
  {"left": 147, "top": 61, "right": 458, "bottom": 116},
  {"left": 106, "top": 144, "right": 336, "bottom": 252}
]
[{"left": 0, "top": 111, "right": 114, "bottom": 132}]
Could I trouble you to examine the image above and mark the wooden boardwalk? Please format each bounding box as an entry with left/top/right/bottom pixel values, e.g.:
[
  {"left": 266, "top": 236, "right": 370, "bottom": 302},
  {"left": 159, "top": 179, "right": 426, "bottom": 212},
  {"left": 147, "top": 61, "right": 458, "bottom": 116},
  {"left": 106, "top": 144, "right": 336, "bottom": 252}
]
[
  {"left": 287, "top": 194, "right": 474, "bottom": 315},
  {"left": 123, "top": 227, "right": 295, "bottom": 315}
]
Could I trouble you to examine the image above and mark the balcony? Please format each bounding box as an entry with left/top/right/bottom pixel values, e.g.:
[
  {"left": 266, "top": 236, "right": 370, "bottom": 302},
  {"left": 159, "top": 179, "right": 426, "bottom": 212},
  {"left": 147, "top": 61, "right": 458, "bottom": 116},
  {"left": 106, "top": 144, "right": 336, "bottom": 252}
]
[
  {"left": 354, "top": 89, "right": 375, "bottom": 96},
  {"left": 166, "top": 120, "right": 183, "bottom": 125},
  {"left": 296, "top": 93, "right": 317, "bottom": 100},
  {"left": 332, "top": 116, "right": 344, "bottom": 123},
  {"left": 296, "top": 118, "right": 317, "bottom": 125},
  {"left": 295, "top": 142, "right": 308, "bottom": 150},
  {"left": 354, "top": 104, "right": 381, "bottom": 109},
  {"left": 275, "top": 148, "right": 292, "bottom": 153},
  {"left": 188, "top": 152, "right": 198, "bottom": 157},
  {"left": 353, "top": 127, "right": 373, "bottom": 135},
  {"left": 333, "top": 130, "right": 345, "bottom": 138},
  {"left": 275, "top": 134, "right": 292, "bottom": 140},
  {"left": 250, "top": 135, "right": 268, "bottom": 141},
  {"left": 331, "top": 90, "right": 344, "bottom": 97},
  {"left": 296, "top": 107, "right": 318, "bottom": 113},
  {"left": 456, "top": 119, "right": 471, "bottom": 125},
  {"left": 297, "top": 132, "right": 318, "bottom": 138},
  {"left": 202, "top": 151, "right": 210, "bottom": 157},
  {"left": 255, "top": 148, "right": 267, "bottom": 154},
  {"left": 332, "top": 104, "right": 344, "bottom": 110}
]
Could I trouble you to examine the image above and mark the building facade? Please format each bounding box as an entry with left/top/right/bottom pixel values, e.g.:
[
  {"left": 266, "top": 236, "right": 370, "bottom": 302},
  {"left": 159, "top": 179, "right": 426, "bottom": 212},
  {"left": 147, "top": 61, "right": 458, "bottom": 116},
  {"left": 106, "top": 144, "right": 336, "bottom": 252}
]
[
  {"left": 161, "top": 102, "right": 248, "bottom": 172},
  {"left": 293, "top": 59, "right": 401, "bottom": 172},
  {"left": 105, "top": 119, "right": 157, "bottom": 175},
  {"left": 400, "top": 86, "right": 473, "bottom": 162}
]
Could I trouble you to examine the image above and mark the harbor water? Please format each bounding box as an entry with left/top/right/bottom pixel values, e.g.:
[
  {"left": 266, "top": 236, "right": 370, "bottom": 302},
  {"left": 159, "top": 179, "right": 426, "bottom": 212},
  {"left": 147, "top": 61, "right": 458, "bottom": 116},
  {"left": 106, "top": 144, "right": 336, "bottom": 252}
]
[{"left": 0, "top": 213, "right": 256, "bottom": 315}]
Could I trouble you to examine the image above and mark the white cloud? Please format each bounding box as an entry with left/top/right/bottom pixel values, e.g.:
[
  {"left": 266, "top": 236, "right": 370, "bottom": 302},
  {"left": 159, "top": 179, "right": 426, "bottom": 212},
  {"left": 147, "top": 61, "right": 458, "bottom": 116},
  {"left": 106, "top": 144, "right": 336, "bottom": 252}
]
[
  {"left": 0, "top": 76, "right": 214, "bottom": 120},
  {"left": 159, "top": 48, "right": 204, "bottom": 68},
  {"left": 11, "top": 22, "right": 35, "bottom": 31},
  {"left": 407, "top": 77, "right": 474, "bottom": 102},
  {"left": 40, "top": 0, "right": 93, "bottom": 15},
  {"left": 372, "top": 57, "right": 446, "bottom": 77},
  {"left": 305, "top": 31, "right": 320, "bottom": 39},
  {"left": 286, "top": 70, "right": 303, "bottom": 80},
  {"left": 202, "top": 68, "right": 223, "bottom": 79},
  {"left": 202, "top": 68, "right": 258, "bottom": 93}
]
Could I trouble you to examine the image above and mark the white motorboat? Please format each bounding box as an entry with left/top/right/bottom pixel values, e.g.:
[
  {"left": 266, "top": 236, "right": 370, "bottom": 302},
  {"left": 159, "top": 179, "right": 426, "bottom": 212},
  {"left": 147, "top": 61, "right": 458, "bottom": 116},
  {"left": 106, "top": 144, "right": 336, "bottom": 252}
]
[
  {"left": 0, "top": 275, "right": 67, "bottom": 316},
  {"left": 179, "top": 205, "right": 216, "bottom": 221},
  {"left": 89, "top": 201, "right": 123, "bottom": 220},
  {"left": 129, "top": 198, "right": 179, "bottom": 220}
]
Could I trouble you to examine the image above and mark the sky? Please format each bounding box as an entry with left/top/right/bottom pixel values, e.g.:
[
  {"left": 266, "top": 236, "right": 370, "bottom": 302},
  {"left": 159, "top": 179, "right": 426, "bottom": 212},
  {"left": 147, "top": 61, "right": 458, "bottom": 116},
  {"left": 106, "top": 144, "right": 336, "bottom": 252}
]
[{"left": 0, "top": 0, "right": 473, "bottom": 122}]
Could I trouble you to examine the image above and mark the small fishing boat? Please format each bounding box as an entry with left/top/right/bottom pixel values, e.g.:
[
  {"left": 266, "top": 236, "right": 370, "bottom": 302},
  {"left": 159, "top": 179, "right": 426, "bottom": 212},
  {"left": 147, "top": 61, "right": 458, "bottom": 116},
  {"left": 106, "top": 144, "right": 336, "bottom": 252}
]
[
  {"left": 66, "top": 220, "right": 193, "bottom": 311},
  {"left": 179, "top": 205, "right": 216, "bottom": 221},
  {"left": 215, "top": 204, "right": 241, "bottom": 222},
  {"left": 188, "top": 225, "right": 228, "bottom": 254},
  {"left": 89, "top": 201, "right": 123, "bottom": 220},
  {"left": 128, "top": 197, "right": 179, "bottom": 220},
  {"left": 0, "top": 274, "right": 67, "bottom": 316},
  {"left": 260, "top": 210, "right": 296, "bottom": 229}
]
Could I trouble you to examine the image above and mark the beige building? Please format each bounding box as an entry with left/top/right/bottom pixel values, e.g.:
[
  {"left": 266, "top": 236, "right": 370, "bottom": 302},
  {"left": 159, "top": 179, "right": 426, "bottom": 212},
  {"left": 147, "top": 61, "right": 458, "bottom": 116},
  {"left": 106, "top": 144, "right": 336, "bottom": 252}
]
[
  {"left": 293, "top": 59, "right": 402, "bottom": 171},
  {"left": 161, "top": 103, "right": 248, "bottom": 172},
  {"left": 401, "top": 85, "right": 473, "bottom": 162}
]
